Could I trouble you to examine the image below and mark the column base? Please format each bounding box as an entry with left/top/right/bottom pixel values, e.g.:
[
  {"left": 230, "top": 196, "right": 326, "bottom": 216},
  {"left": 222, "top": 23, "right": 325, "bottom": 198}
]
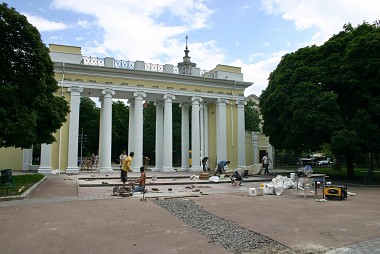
[
  {"left": 178, "top": 166, "right": 190, "bottom": 172},
  {"left": 66, "top": 167, "right": 80, "bottom": 174},
  {"left": 151, "top": 167, "right": 162, "bottom": 172},
  {"left": 38, "top": 167, "right": 52, "bottom": 174},
  {"left": 189, "top": 166, "right": 203, "bottom": 173},
  {"left": 100, "top": 167, "right": 114, "bottom": 173},
  {"left": 161, "top": 167, "right": 175, "bottom": 172}
]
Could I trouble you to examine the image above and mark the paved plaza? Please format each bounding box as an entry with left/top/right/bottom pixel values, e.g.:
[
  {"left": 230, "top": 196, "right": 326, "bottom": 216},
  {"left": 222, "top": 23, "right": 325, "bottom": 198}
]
[{"left": 0, "top": 171, "right": 379, "bottom": 253}]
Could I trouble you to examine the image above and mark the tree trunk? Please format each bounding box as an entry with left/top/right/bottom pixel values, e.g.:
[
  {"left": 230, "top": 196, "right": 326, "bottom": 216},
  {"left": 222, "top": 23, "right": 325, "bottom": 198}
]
[
  {"left": 369, "top": 152, "right": 374, "bottom": 170},
  {"left": 345, "top": 151, "right": 355, "bottom": 179},
  {"left": 333, "top": 154, "right": 342, "bottom": 171}
]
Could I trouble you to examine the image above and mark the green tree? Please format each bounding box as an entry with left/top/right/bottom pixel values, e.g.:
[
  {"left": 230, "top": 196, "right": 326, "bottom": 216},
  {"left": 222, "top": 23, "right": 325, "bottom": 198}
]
[
  {"left": 112, "top": 100, "right": 129, "bottom": 161},
  {"left": 143, "top": 102, "right": 156, "bottom": 159},
  {"left": 244, "top": 99, "right": 261, "bottom": 132},
  {"left": 0, "top": 3, "right": 69, "bottom": 148},
  {"left": 260, "top": 22, "right": 380, "bottom": 178},
  {"left": 79, "top": 97, "right": 100, "bottom": 156}
]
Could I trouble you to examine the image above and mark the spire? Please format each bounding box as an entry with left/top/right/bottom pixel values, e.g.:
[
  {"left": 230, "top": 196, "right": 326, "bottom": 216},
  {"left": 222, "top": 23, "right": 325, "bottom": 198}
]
[
  {"left": 184, "top": 35, "right": 189, "bottom": 57},
  {"left": 178, "top": 35, "right": 196, "bottom": 75}
]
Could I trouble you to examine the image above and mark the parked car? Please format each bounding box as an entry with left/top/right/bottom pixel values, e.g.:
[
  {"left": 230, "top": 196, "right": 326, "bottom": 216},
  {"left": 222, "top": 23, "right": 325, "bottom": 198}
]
[{"left": 317, "top": 160, "right": 331, "bottom": 166}]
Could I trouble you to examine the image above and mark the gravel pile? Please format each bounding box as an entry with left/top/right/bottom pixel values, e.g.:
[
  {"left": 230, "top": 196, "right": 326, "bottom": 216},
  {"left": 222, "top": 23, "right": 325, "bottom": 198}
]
[{"left": 153, "top": 199, "right": 289, "bottom": 254}]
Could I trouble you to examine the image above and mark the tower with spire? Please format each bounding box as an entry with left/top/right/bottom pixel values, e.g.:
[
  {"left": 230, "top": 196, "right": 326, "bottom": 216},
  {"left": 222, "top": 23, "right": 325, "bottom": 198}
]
[{"left": 177, "top": 36, "right": 197, "bottom": 75}]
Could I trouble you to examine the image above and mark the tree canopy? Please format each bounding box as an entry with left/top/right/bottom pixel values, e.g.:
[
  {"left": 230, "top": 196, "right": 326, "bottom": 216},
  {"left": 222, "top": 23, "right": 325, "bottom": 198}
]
[
  {"left": 0, "top": 3, "right": 69, "bottom": 148},
  {"left": 244, "top": 98, "right": 261, "bottom": 132},
  {"left": 260, "top": 22, "right": 380, "bottom": 177},
  {"left": 112, "top": 100, "right": 129, "bottom": 161},
  {"left": 79, "top": 97, "right": 100, "bottom": 157}
]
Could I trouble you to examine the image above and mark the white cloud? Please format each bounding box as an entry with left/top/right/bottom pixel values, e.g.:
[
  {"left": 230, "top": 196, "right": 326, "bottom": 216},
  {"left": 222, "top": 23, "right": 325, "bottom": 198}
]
[
  {"left": 51, "top": 0, "right": 216, "bottom": 64},
  {"left": 77, "top": 19, "right": 90, "bottom": 29},
  {"left": 260, "top": 0, "right": 380, "bottom": 45},
  {"left": 231, "top": 50, "right": 288, "bottom": 97},
  {"left": 244, "top": 0, "right": 380, "bottom": 97},
  {"left": 22, "top": 12, "right": 67, "bottom": 32}
]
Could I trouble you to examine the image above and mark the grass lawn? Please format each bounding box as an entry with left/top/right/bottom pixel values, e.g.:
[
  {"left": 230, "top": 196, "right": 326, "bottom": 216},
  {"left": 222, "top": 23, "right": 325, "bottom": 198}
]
[
  {"left": 310, "top": 167, "right": 380, "bottom": 185},
  {"left": 0, "top": 173, "right": 45, "bottom": 197}
]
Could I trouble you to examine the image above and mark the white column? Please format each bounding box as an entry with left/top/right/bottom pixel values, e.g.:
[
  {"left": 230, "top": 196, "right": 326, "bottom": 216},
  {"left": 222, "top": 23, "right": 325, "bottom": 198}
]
[
  {"left": 128, "top": 99, "right": 135, "bottom": 154},
  {"left": 190, "top": 96, "right": 202, "bottom": 172},
  {"left": 66, "top": 86, "right": 83, "bottom": 173},
  {"left": 236, "top": 99, "right": 246, "bottom": 168},
  {"left": 268, "top": 138, "right": 274, "bottom": 170},
  {"left": 131, "top": 91, "right": 146, "bottom": 171},
  {"left": 179, "top": 103, "right": 190, "bottom": 172},
  {"left": 253, "top": 132, "right": 259, "bottom": 164},
  {"left": 99, "top": 88, "right": 115, "bottom": 172},
  {"left": 200, "top": 105, "right": 204, "bottom": 159},
  {"left": 97, "top": 97, "right": 103, "bottom": 172},
  {"left": 153, "top": 101, "right": 164, "bottom": 172},
  {"left": 39, "top": 144, "right": 52, "bottom": 173},
  {"left": 216, "top": 98, "right": 228, "bottom": 163},
  {"left": 22, "top": 148, "right": 32, "bottom": 171},
  {"left": 162, "top": 94, "right": 175, "bottom": 172},
  {"left": 203, "top": 104, "right": 209, "bottom": 159}
]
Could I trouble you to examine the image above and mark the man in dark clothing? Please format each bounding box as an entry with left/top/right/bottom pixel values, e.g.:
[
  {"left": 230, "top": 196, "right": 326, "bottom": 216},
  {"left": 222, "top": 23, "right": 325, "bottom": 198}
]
[
  {"left": 202, "top": 157, "right": 209, "bottom": 171},
  {"left": 214, "top": 160, "right": 230, "bottom": 176},
  {"left": 231, "top": 170, "right": 243, "bottom": 186}
]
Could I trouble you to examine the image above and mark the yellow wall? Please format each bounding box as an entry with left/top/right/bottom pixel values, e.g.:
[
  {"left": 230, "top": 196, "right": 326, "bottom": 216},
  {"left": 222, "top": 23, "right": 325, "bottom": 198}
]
[
  {"left": 213, "top": 64, "right": 241, "bottom": 73},
  {"left": 207, "top": 103, "right": 217, "bottom": 170},
  {"left": 50, "top": 44, "right": 81, "bottom": 54},
  {"left": 0, "top": 147, "right": 23, "bottom": 170},
  {"left": 245, "top": 132, "right": 253, "bottom": 166},
  {"left": 226, "top": 101, "right": 238, "bottom": 169},
  {"left": 257, "top": 134, "right": 269, "bottom": 149},
  {"left": 51, "top": 88, "right": 70, "bottom": 171}
]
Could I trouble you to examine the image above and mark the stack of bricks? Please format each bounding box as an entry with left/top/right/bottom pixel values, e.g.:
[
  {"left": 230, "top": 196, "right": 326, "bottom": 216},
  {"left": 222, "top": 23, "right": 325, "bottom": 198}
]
[{"left": 199, "top": 172, "right": 209, "bottom": 180}]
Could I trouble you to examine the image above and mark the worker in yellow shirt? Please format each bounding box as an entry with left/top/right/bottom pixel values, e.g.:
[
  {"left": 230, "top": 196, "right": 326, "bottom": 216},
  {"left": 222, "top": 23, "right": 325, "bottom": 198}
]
[{"left": 121, "top": 151, "right": 134, "bottom": 189}]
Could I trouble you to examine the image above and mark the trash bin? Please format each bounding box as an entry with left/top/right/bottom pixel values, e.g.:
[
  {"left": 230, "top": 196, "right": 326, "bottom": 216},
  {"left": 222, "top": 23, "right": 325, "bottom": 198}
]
[{"left": 1, "top": 169, "right": 15, "bottom": 195}]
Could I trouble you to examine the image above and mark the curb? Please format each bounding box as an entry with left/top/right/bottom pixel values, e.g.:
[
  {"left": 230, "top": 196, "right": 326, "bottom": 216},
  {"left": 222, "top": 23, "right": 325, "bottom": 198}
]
[{"left": 0, "top": 175, "right": 48, "bottom": 201}]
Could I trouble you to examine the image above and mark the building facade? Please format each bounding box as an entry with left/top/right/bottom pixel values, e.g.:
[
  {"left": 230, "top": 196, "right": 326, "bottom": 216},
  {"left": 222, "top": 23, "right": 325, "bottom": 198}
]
[{"left": 0, "top": 44, "right": 274, "bottom": 173}]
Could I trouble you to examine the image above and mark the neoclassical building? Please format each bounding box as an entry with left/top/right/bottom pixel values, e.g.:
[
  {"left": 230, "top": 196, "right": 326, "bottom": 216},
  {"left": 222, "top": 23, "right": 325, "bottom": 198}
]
[{"left": 0, "top": 43, "right": 274, "bottom": 173}]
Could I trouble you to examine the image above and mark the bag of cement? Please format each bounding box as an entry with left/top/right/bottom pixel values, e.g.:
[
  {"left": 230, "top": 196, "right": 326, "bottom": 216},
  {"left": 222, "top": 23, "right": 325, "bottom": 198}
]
[
  {"left": 283, "top": 178, "right": 294, "bottom": 189},
  {"left": 274, "top": 182, "right": 284, "bottom": 195},
  {"left": 264, "top": 184, "right": 275, "bottom": 195},
  {"left": 209, "top": 176, "right": 219, "bottom": 183}
]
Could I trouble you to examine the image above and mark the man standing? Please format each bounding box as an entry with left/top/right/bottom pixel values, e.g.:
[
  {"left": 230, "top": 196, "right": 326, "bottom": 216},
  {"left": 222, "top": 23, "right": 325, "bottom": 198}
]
[
  {"left": 202, "top": 157, "right": 209, "bottom": 171},
  {"left": 119, "top": 150, "right": 127, "bottom": 170},
  {"left": 121, "top": 151, "right": 134, "bottom": 189},
  {"left": 214, "top": 160, "right": 230, "bottom": 176},
  {"left": 262, "top": 153, "right": 272, "bottom": 175}
]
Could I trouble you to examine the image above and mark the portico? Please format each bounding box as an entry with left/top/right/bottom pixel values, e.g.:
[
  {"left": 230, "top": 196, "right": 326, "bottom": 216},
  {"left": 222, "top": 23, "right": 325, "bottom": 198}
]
[{"left": 37, "top": 43, "right": 251, "bottom": 173}]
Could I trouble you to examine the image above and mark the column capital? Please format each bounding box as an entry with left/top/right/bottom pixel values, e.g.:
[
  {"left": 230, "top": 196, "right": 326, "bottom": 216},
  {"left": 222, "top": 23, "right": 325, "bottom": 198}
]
[
  {"left": 68, "top": 86, "right": 83, "bottom": 94},
  {"left": 163, "top": 94, "right": 175, "bottom": 101},
  {"left": 133, "top": 91, "right": 146, "bottom": 99},
  {"left": 154, "top": 100, "right": 164, "bottom": 107},
  {"left": 217, "top": 98, "right": 228, "bottom": 104},
  {"left": 179, "top": 102, "right": 190, "bottom": 109},
  {"left": 236, "top": 98, "right": 247, "bottom": 106},
  {"left": 102, "top": 88, "right": 115, "bottom": 97},
  {"left": 191, "top": 96, "right": 203, "bottom": 104}
]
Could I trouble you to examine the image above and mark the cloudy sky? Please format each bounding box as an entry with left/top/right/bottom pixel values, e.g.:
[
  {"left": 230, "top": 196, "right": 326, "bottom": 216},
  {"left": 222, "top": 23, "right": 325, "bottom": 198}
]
[{"left": 6, "top": 0, "right": 380, "bottom": 97}]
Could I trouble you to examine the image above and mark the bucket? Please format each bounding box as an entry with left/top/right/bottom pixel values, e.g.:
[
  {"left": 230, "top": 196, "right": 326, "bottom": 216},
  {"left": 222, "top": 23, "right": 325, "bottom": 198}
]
[
  {"left": 290, "top": 173, "right": 295, "bottom": 179},
  {"left": 249, "top": 188, "right": 257, "bottom": 196},
  {"left": 257, "top": 187, "right": 265, "bottom": 196}
]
